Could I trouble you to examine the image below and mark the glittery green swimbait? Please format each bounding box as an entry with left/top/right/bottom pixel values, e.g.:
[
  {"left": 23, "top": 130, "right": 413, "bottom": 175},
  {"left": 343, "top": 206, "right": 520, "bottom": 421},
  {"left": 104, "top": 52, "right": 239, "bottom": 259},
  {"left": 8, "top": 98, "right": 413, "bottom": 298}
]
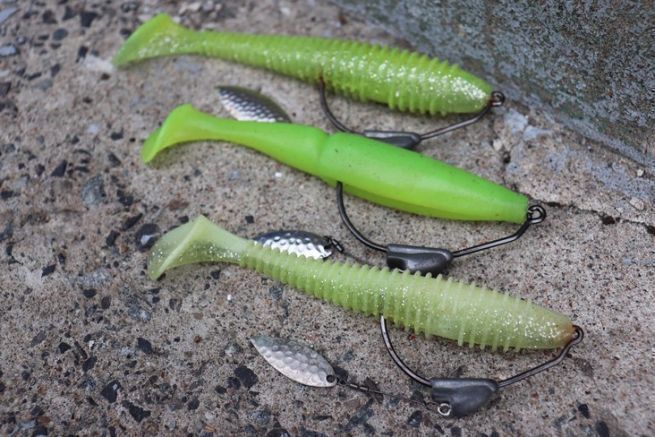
[
  {"left": 113, "top": 13, "right": 494, "bottom": 115},
  {"left": 142, "top": 104, "right": 528, "bottom": 223},
  {"left": 148, "top": 215, "right": 575, "bottom": 351}
]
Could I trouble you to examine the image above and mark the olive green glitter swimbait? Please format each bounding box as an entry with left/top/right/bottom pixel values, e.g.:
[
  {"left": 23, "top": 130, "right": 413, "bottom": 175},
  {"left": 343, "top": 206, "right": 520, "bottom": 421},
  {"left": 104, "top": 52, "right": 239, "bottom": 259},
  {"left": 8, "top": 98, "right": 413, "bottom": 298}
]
[
  {"left": 147, "top": 215, "right": 576, "bottom": 351},
  {"left": 114, "top": 14, "right": 494, "bottom": 115},
  {"left": 142, "top": 104, "right": 529, "bottom": 224}
]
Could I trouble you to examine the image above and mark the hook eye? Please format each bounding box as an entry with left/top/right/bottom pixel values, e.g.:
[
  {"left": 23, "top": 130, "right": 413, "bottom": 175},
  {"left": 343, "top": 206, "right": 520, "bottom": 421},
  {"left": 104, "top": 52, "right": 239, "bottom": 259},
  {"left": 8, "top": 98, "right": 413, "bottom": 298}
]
[
  {"left": 527, "top": 205, "right": 546, "bottom": 224},
  {"left": 490, "top": 91, "right": 506, "bottom": 107},
  {"left": 437, "top": 403, "right": 452, "bottom": 417}
]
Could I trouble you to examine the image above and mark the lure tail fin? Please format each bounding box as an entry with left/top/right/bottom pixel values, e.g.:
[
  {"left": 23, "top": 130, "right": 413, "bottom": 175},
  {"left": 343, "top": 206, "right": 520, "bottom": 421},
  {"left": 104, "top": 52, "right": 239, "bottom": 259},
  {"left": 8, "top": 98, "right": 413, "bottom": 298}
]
[
  {"left": 113, "top": 14, "right": 194, "bottom": 66},
  {"left": 147, "top": 215, "right": 248, "bottom": 280},
  {"left": 141, "top": 104, "right": 328, "bottom": 172},
  {"left": 141, "top": 104, "right": 213, "bottom": 162}
]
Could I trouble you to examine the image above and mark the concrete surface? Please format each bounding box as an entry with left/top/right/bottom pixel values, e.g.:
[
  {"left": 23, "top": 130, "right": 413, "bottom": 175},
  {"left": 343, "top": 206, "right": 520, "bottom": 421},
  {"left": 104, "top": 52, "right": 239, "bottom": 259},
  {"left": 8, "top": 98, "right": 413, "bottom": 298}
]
[
  {"left": 332, "top": 0, "right": 655, "bottom": 168},
  {"left": 0, "top": 0, "right": 653, "bottom": 435}
]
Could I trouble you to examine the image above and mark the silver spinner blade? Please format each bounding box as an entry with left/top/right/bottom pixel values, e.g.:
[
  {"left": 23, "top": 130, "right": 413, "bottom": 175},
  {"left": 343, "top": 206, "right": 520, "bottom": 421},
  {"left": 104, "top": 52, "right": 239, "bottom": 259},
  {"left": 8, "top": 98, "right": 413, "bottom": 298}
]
[
  {"left": 217, "top": 86, "right": 291, "bottom": 123},
  {"left": 254, "top": 230, "right": 334, "bottom": 259},
  {"left": 250, "top": 335, "right": 336, "bottom": 388}
]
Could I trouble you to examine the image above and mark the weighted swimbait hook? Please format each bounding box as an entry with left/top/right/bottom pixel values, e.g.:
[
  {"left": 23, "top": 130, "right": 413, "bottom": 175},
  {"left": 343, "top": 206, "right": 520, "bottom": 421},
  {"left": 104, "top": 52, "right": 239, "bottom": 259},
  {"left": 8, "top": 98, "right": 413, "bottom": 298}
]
[
  {"left": 250, "top": 335, "right": 449, "bottom": 414},
  {"left": 319, "top": 79, "right": 506, "bottom": 149},
  {"left": 336, "top": 182, "right": 546, "bottom": 275},
  {"left": 213, "top": 87, "right": 535, "bottom": 268},
  {"left": 380, "top": 316, "right": 584, "bottom": 417},
  {"left": 250, "top": 324, "right": 583, "bottom": 418}
]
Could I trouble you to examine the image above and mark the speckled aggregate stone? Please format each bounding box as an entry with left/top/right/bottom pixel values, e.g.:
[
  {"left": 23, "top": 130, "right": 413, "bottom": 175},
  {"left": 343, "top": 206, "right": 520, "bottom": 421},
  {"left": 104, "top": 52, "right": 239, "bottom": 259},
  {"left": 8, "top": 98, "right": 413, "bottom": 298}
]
[{"left": 0, "top": 0, "right": 653, "bottom": 436}]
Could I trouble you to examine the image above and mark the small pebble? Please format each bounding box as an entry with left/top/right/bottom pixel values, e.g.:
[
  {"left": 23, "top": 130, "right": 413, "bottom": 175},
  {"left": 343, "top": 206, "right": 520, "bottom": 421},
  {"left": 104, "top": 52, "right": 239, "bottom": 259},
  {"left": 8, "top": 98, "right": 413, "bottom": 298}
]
[
  {"left": 629, "top": 197, "right": 645, "bottom": 211},
  {"left": 42, "top": 9, "right": 57, "bottom": 24},
  {"left": 0, "top": 7, "right": 17, "bottom": 25},
  {"left": 86, "top": 123, "right": 101, "bottom": 135},
  {"left": 83, "top": 289, "right": 97, "bottom": 298},
  {"left": 135, "top": 223, "right": 160, "bottom": 251},
  {"left": 636, "top": 168, "right": 644, "bottom": 177},
  {"left": 250, "top": 409, "right": 271, "bottom": 426},
  {"left": 82, "top": 356, "right": 97, "bottom": 371},
  {"left": 187, "top": 398, "right": 200, "bottom": 410},
  {"left": 0, "top": 81, "right": 10, "bottom": 97},
  {"left": 63, "top": 6, "right": 76, "bottom": 20},
  {"left": 407, "top": 410, "right": 422, "bottom": 428},
  {"left": 127, "top": 299, "right": 151, "bottom": 322},
  {"left": 82, "top": 175, "right": 106, "bottom": 207},
  {"left": 100, "top": 380, "right": 121, "bottom": 403},
  {"left": 0, "top": 45, "right": 18, "bottom": 58},
  {"left": 107, "top": 152, "right": 122, "bottom": 167},
  {"left": 42, "top": 264, "right": 56, "bottom": 277},
  {"left": 77, "top": 46, "right": 88, "bottom": 61},
  {"left": 31, "top": 331, "right": 47, "bottom": 346},
  {"left": 121, "top": 213, "right": 143, "bottom": 231},
  {"left": 234, "top": 366, "right": 258, "bottom": 388},
  {"left": 137, "top": 337, "right": 154, "bottom": 354},
  {"left": 183, "top": 1, "right": 202, "bottom": 13},
  {"left": 227, "top": 376, "right": 240, "bottom": 389},
  {"left": 80, "top": 11, "right": 99, "bottom": 28},
  {"left": 52, "top": 28, "right": 68, "bottom": 41},
  {"left": 120, "top": 2, "right": 139, "bottom": 13},
  {"left": 123, "top": 401, "right": 151, "bottom": 422},
  {"left": 84, "top": 55, "right": 115, "bottom": 73},
  {"left": 267, "top": 429, "right": 291, "bottom": 437},
  {"left": 105, "top": 230, "right": 119, "bottom": 246},
  {"left": 224, "top": 342, "right": 242, "bottom": 357},
  {"left": 202, "top": 1, "right": 215, "bottom": 12}
]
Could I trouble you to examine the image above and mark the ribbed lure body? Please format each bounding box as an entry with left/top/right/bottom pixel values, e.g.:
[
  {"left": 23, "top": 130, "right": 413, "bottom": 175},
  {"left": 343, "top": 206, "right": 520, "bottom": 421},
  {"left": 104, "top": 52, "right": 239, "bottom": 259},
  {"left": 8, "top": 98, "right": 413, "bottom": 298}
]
[
  {"left": 141, "top": 105, "right": 528, "bottom": 223},
  {"left": 113, "top": 14, "right": 493, "bottom": 115},
  {"left": 148, "top": 216, "right": 575, "bottom": 351}
]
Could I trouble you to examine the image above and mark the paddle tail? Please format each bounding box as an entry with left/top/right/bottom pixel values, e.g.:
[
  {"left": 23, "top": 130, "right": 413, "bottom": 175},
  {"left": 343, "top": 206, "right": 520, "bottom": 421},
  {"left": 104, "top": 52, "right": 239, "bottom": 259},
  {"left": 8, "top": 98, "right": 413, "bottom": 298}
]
[{"left": 148, "top": 216, "right": 575, "bottom": 350}]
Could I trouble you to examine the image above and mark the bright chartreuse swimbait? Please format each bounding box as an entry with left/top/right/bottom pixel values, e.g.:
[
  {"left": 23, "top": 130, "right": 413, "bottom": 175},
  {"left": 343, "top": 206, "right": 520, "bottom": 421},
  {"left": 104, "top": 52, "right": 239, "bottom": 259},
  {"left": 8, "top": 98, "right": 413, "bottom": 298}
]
[
  {"left": 142, "top": 104, "right": 529, "bottom": 224},
  {"left": 148, "top": 215, "right": 576, "bottom": 351},
  {"left": 114, "top": 13, "right": 494, "bottom": 115}
]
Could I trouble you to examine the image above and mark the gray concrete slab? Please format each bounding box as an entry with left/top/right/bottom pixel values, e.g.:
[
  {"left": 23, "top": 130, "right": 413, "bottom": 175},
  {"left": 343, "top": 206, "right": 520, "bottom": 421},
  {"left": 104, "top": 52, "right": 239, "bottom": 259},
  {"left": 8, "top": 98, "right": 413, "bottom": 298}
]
[{"left": 0, "top": 0, "right": 653, "bottom": 435}]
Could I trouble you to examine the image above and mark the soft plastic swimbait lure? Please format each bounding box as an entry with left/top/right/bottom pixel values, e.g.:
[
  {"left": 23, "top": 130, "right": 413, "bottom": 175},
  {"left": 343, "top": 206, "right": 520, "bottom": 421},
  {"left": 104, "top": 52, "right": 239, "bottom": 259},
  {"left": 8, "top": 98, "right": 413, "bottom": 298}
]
[
  {"left": 148, "top": 215, "right": 575, "bottom": 351},
  {"left": 142, "top": 104, "right": 529, "bottom": 224},
  {"left": 114, "top": 14, "right": 494, "bottom": 115}
]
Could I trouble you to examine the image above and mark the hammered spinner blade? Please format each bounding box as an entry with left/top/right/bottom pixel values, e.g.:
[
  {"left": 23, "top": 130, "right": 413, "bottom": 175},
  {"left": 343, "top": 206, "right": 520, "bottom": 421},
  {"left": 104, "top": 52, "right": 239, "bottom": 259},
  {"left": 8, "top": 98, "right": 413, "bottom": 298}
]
[
  {"left": 254, "top": 230, "right": 334, "bottom": 259},
  {"left": 250, "top": 335, "right": 336, "bottom": 388},
  {"left": 218, "top": 86, "right": 291, "bottom": 123}
]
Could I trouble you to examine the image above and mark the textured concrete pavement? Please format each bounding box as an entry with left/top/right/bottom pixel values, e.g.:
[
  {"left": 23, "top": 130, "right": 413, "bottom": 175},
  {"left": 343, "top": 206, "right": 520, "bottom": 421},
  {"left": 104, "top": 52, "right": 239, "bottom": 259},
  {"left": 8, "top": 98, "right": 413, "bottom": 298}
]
[{"left": 0, "top": 1, "right": 653, "bottom": 435}]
